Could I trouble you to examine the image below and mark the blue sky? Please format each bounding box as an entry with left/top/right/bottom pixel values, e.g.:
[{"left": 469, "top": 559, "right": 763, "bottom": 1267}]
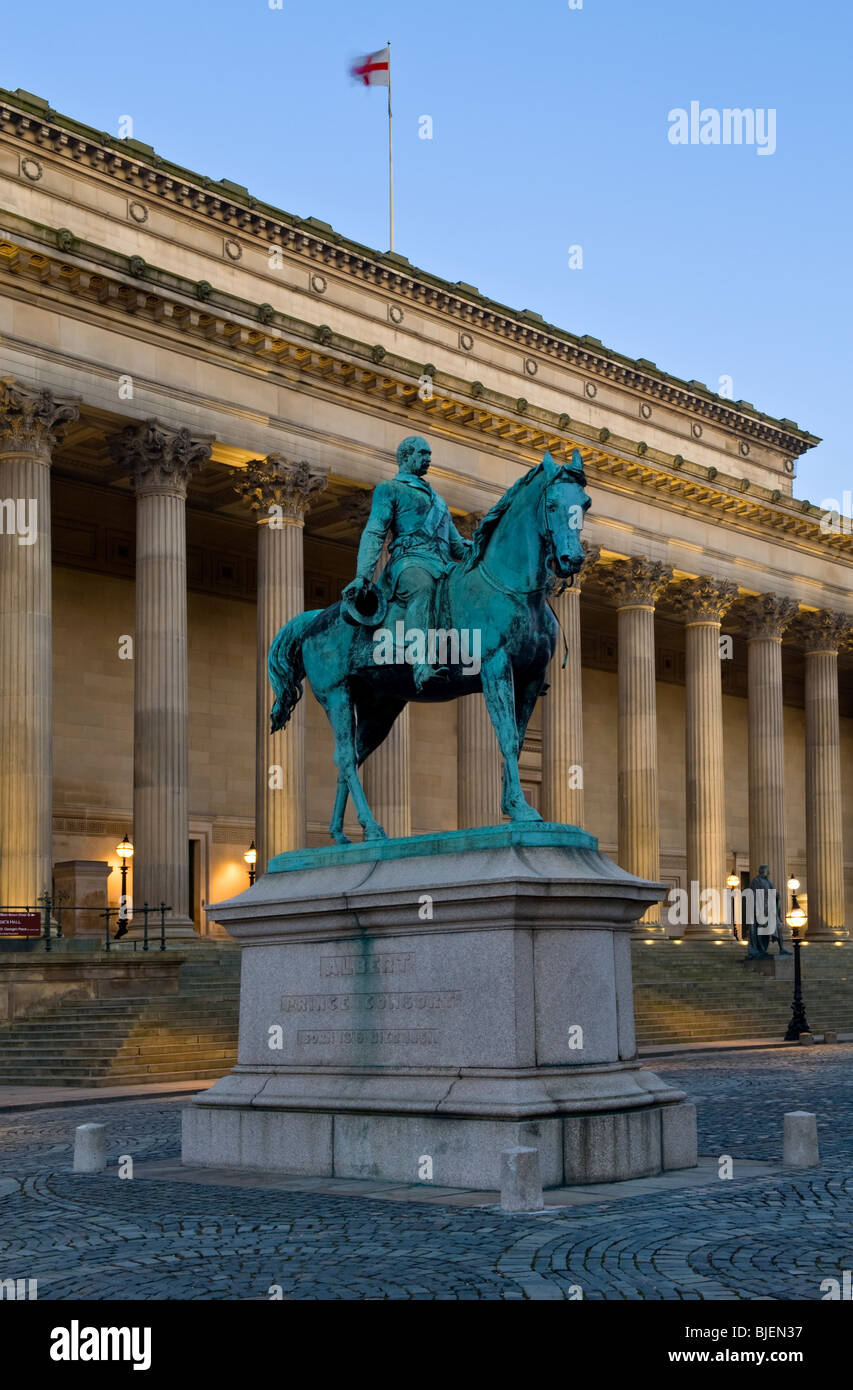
[{"left": 3, "top": 0, "right": 850, "bottom": 503}]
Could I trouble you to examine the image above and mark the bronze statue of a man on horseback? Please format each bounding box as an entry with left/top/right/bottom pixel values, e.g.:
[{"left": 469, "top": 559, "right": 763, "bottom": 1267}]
[{"left": 269, "top": 435, "right": 590, "bottom": 843}]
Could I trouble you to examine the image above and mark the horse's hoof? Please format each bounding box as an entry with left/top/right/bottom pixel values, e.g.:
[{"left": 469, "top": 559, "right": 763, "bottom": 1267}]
[
  {"left": 363, "top": 826, "right": 388, "bottom": 842},
  {"left": 508, "top": 806, "right": 543, "bottom": 824},
  {"left": 331, "top": 832, "right": 351, "bottom": 845}
]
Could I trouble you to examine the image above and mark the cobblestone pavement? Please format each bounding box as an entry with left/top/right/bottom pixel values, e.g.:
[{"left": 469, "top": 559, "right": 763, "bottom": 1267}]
[{"left": 0, "top": 1047, "right": 851, "bottom": 1300}]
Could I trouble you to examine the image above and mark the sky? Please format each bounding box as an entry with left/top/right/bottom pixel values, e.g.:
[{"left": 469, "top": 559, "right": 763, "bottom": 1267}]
[{"left": 2, "top": 0, "right": 851, "bottom": 505}]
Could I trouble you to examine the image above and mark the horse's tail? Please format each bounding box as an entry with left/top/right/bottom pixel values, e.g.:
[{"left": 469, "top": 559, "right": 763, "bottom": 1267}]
[{"left": 268, "top": 610, "right": 322, "bottom": 733}]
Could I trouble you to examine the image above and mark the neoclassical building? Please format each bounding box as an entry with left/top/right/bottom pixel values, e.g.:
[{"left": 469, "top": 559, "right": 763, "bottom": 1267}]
[{"left": 1, "top": 86, "right": 851, "bottom": 943}]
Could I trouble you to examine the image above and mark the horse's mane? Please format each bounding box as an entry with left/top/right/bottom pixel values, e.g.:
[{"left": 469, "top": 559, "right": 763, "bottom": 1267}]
[{"left": 467, "top": 457, "right": 587, "bottom": 569}]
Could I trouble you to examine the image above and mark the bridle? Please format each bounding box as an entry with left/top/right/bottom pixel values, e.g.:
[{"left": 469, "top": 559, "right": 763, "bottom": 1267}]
[{"left": 477, "top": 467, "right": 588, "bottom": 599}]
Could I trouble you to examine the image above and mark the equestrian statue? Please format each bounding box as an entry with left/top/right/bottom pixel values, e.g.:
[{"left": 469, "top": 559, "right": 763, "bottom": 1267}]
[{"left": 268, "top": 435, "right": 591, "bottom": 842}]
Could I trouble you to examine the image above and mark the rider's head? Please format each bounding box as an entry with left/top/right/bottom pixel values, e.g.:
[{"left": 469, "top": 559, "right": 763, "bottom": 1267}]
[{"left": 397, "top": 436, "right": 431, "bottom": 476}]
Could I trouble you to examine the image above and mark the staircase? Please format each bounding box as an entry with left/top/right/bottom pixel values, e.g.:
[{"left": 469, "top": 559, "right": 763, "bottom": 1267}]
[
  {"left": 1, "top": 942, "right": 851, "bottom": 1085},
  {"left": 0, "top": 947, "right": 242, "bottom": 1086},
  {"left": 632, "top": 941, "right": 853, "bottom": 1046}
]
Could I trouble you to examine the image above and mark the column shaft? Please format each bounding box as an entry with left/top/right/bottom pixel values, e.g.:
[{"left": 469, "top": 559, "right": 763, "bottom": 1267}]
[
  {"left": 457, "top": 693, "right": 501, "bottom": 827},
  {"left": 363, "top": 709, "right": 410, "bottom": 838},
  {"left": 685, "top": 620, "right": 727, "bottom": 934},
  {"left": 805, "top": 649, "right": 845, "bottom": 938},
  {"left": 0, "top": 382, "right": 77, "bottom": 908},
  {"left": 110, "top": 420, "right": 211, "bottom": 932},
  {"left": 235, "top": 455, "right": 325, "bottom": 865},
  {"left": 0, "top": 448, "right": 52, "bottom": 905},
  {"left": 134, "top": 489, "right": 191, "bottom": 922},
  {"left": 618, "top": 604, "right": 660, "bottom": 921},
  {"left": 257, "top": 517, "right": 306, "bottom": 864},
  {"left": 541, "top": 585, "right": 584, "bottom": 826},
  {"left": 747, "top": 636, "right": 786, "bottom": 890}
]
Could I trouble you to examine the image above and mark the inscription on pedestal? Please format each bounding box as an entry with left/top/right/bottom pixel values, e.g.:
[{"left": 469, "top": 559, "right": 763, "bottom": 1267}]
[
  {"left": 297, "top": 1028, "right": 439, "bottom": 1046},
  {"left": 319, "top": 951, "right": 415, "bottom": 977},
  {"left": 282, "top": 990, "right": 461, "bottom": 1013}
]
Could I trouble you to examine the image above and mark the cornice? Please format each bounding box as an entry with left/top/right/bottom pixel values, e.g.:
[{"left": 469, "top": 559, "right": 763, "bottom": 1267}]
[
  {"left": 0, "top": 226, "right": 846, "bottom": 564},
  {"left": 0, "top": 88, "right": 819, "bottom": 457}
]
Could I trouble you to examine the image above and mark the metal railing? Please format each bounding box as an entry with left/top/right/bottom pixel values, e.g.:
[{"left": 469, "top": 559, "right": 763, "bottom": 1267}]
[{"left": 0, "top": 895, "right": 173, "bottom": 951}]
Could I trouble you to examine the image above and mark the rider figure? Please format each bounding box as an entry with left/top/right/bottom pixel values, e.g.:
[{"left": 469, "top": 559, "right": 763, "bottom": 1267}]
[{"left": 342, "top": 435, "right": 472, "bottom": 692}]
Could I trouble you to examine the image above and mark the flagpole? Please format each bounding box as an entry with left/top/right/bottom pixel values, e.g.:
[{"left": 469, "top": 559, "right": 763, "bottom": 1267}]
[{"left": 387, "top": 40, "right": 394, "bottom": 251}]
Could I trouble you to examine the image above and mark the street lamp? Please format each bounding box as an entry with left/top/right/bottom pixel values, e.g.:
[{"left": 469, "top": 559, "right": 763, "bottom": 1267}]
[
  {"left": 243, "top": 841, "right": 257, "bottom": 886},
  {"left": 114, "top": 833, "right": 133, "bottom": 940},
  {"left": 726, "top": 859, "right": 740, "bottom": 939},
  {"left": 784, "top": 881, "right": 810, "bottom": 1041}
]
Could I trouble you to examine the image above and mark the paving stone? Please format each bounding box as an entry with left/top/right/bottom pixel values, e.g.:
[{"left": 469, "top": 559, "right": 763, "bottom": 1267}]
[{"left": 0, "top": 1047, "right": 852, "bottom": 1299}]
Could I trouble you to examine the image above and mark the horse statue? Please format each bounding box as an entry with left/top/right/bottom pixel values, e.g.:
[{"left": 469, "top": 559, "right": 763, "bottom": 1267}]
[{"left": 268, "top": 442, "right": 591, "bottom": 842}]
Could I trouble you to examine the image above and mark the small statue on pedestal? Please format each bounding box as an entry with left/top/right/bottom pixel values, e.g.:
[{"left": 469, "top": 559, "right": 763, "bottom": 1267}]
[{"left": 747, "top": 865, "right": 792, "bottom": 957}]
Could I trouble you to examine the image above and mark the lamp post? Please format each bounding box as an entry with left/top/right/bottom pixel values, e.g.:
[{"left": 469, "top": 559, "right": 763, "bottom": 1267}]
[
  {"left": 726, "top": 863, "right": 740, "bottom": 940},
  {"left": 114, "top": 833, "right": 133, "bottom": 940},
  {"left": 243, "top": 841, "right": 257, "bottom": 886},
  {"left": 783, "top": 877, "right": 810, "bottom": 1041}
]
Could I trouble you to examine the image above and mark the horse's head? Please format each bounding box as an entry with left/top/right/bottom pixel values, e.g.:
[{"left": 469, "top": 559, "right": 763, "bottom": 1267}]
[{"left": 540, "top": 449, "right": 591, "bottom": 580}]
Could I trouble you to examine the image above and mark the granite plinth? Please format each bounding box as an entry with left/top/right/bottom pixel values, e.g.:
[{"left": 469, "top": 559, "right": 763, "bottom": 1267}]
[{"left": 182, "top": 825, "right": 697, "bottom": 1187}]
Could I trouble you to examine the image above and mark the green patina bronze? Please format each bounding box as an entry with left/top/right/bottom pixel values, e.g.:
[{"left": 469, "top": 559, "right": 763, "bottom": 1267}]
[
  {"left": 268, "top": 821, "right": 598, "bottom": 873},
  {"left": 268, "top": 435, "right": 591, "bottom": 843}
]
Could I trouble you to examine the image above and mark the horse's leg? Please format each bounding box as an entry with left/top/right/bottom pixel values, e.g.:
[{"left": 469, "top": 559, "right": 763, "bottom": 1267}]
[
  {"left": 320, "top": 686, "right": 387, "bottom": 841},
  {"left": 507, "top": 673, "right": 546, "bottom": 819},
  {"left": 329, "top": 773, "right": 350, "bottom": 844},
  {"left": 481, "top": 652, "right": 542, "bottom": 822}
]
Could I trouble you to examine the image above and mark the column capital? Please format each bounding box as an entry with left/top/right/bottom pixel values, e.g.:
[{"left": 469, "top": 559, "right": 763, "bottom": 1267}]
[
  {"left": 600, "top": 556, "right": 672, "bottom": 607},
  {"left": 671, "top": 575, "right": 738, "bottom": 624},
  {"left": 792, "top": 608, "right": 852, "bottom": 655},
  {"left": 109, "top": 419, "right": 213, "bottom": 498},
  {"left": 564, "top": 540, "right": 600, "bottom": 592},
  {"left": 0, "top": 377, "right": 79, "bottom": 454},
  {"left": 736, "top": 593, "right": 799, "bottom": 641},
  {"left": 235, "top": 455, "right": 326, "bottom": 523},
  {"left": 341, "top": 488, "right": 375, "bottom": 532}
]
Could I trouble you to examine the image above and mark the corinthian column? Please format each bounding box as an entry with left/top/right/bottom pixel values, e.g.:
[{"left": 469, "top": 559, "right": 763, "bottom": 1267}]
[
  {"left": 363, "top": 713, "right": 411, "bottom": 839},
  {"left": 541, "top": 544, "right": 599, "bottom": 826},
  {"left": 601, "top": 557, "right": 672, "bottom": 927},
  {"left": 796, "top": 611, "right": 850, "bottom": 940},
  {"left": 672, "top": 576, "right": 738, "bottom": 937},
  {"left": 454, "top": 511, "right": 500, "bottom": 827},
  {"left": 737, "top": 595, "right": 798, "bottom": 899},
  {"left": 236, "top": 457, "right": 325, "bottom": 867},
  {"left": 110, "top": 421, "right": 212, "bottom": 931},
  {"left": 0, "top": 379, "right": 78, "bottom": 907}
]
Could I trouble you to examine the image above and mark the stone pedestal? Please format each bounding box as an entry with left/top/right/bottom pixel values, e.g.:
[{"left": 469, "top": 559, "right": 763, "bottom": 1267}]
[
  {"left": 182, "top": 824, "right": 697, "bottom": 1188},
  {"left": 52, "top": 860, "right": 112, "bottom": 937}
]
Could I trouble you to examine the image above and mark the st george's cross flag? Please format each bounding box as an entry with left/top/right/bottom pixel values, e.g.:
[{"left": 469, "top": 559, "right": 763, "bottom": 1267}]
[{"left": 350, "top": 46, "right": 390, "bottom": 87}]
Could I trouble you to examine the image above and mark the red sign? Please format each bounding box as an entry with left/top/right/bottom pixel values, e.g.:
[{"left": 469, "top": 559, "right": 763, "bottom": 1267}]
[{"left": 0, "top": 912, "right": 42, "bottom": 937}]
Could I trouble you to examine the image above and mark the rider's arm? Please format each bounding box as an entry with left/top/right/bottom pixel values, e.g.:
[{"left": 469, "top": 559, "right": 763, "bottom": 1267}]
[{"left": 354, "top": 481, "right": 395, "bottom": 581}]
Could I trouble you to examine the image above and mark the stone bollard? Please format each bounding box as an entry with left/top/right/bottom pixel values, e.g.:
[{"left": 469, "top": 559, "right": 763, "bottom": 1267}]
[
  {"left": 783, "top": 1112, "right": 819, "bottom": 1167},
  {"left": 824, "top": 1031, "right": 838, "bottom": 1045},
  {"left": 73, "top": 1123, "right": 106, "bottom": 1172},
  {"left": 798, "top": 1032, "right": 814, "bottom": 1046},
  {"left": 500, "top": 1146, "right": 543, "bottom": 1212}
]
